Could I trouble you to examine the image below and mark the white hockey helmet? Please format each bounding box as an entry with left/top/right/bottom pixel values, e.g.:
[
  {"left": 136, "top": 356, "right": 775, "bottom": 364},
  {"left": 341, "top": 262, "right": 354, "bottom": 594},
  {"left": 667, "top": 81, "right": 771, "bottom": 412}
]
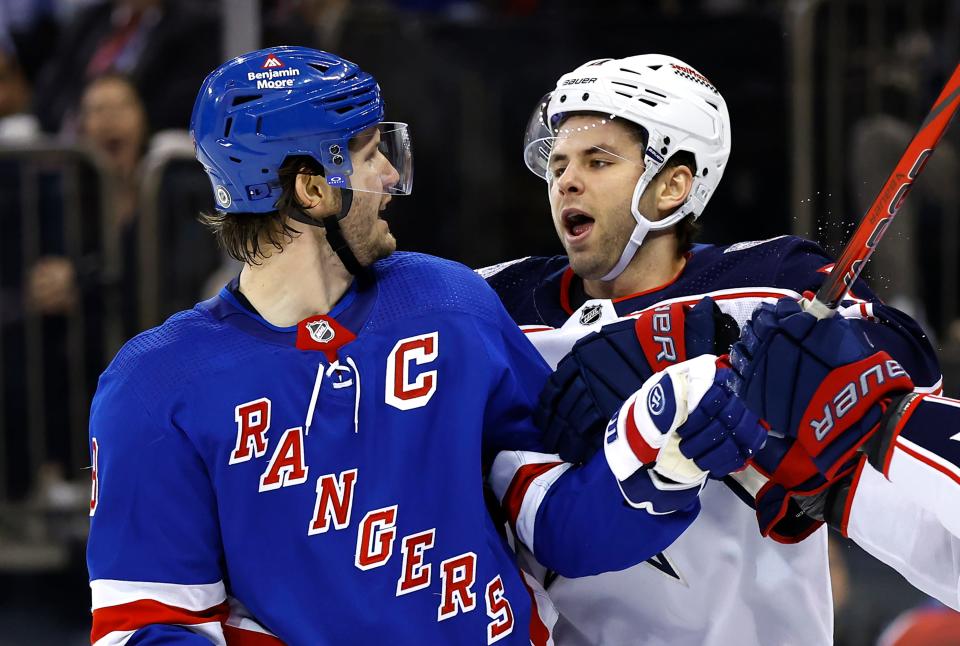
[{"left": 523, "top": 54, "right": 731, "bottom": 280}]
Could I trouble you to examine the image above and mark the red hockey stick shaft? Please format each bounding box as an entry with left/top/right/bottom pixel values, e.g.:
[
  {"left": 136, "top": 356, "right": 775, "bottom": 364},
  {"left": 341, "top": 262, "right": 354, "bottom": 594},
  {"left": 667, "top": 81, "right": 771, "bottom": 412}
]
[{"left": 808, "top": 61, "right": 960, "bottom": 318}]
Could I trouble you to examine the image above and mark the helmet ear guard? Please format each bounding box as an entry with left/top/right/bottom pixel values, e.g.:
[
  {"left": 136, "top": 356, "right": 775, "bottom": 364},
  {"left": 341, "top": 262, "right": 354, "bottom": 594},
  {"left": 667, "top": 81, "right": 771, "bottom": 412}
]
[{"left": 523, "top": 54, "right": 730, "bottom": 281}]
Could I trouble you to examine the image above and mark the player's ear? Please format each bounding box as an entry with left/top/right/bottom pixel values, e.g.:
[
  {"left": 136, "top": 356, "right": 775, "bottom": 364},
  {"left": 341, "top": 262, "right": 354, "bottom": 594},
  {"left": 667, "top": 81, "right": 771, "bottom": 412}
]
[
  {"left": 656, "top": 165, "right": 693, "bottom": 213},
  {"left": 294, "top": 172, "right": 339, "bottom": 217}
]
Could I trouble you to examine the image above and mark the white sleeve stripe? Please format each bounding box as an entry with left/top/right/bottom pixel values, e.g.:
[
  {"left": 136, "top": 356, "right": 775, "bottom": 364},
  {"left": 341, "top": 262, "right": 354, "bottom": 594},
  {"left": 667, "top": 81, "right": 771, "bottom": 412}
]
[
  {"left": 91, "top": 579, "right": 226, "bottom": 611},
  {"left": 225, "top": 596, "right": 279, "bottom": 636},
  {"left": 915, "top": 378, "right": 944, "bottom": 395},
  {"left": 489, "top": 451, "right": 562, "bottom": 502},
  {"left": 181, "top": 621, "right": 228, "bottom": 644},
  {"left": 894, "top": 436, "right": 960, "bottom": 483},
  {"left": 624, "top": 287, "right": 802, "bottom": 314},
  {"left": 474, "top": 257, "right": 531, "bottom": 278},
  {"left": 514, "top": 462, "right": 572, "bottom": 551},
  {"left": 926, "top": 394, "right": 960, "bottom": 408},
  {"left": 92, "top": 630, "right": 135, "bottom": 646}
]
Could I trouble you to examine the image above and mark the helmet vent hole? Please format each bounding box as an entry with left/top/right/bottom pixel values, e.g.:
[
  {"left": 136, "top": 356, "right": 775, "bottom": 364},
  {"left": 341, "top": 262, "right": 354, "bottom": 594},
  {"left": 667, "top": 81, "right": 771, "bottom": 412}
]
[
  {"left": 663, "top": 136, "right": 671, "bottom": 145},
  {"left": 582, "top": 93, "right": 589, "bottom": 101},
  {"left": 334, "top": 105, "right": 355, "bottom": 115},
  {"left": 261, "top": 168, "right": 269, "bottom": 174},
  {"left": 703, "top": 168, "right": 709, "bottom": 176},
  {"left": 637, "top": 98, "right": 658, "bottom": 108},
  {"left": 647, "top": 65, "right": 662, "bottom": 71},
  {"left": 614, "top": 91, "right": 632, "bottom": 99},
  {"left": 706, "top": 101, "right": 719, "bottom": 111},
  {"left": 231, "top": 94, "right": 262, "bottom": 107},
  {"left": 223, "top": 117, "right": 233, "bottom": 138},
  {"left": 228, "top": 156, "right": 242, "bottom": 164},
  {"left": 308, "top": 62, "right": 331, "bottom": 72},
  {"left": 620, "top": 67, "right": 644, "bottom": 76},
  {"left": 559, "top": 94, "right": 567, "bottom": 103},
  {"left": 644, "top": 89, "right": 667, "bottom": 99},
  {"left": 611, "top": 81, "right": 638, "bottom": 90}
]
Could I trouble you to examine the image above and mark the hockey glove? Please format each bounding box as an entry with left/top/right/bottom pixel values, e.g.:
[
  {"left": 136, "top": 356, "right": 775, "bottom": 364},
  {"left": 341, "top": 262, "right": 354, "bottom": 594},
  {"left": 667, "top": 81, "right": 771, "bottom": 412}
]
[
  {"left": 726, "top": 298, "right": 914, "bottom": 542},
  {"left": 605, "top": 355, "right": 767, "bottom": 514},
  {"left": 537, "top": 297, "right": 740, "bottom": 463},
  {"left": 729, "top": 297, "right": 913, "bottom": 485}
]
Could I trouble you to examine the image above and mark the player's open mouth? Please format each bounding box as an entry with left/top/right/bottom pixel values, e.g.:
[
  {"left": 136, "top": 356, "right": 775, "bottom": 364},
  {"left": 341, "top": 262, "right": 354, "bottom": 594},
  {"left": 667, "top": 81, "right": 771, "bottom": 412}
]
[{"left": 562, "top": 208, "right": 595, "bottom": 241}]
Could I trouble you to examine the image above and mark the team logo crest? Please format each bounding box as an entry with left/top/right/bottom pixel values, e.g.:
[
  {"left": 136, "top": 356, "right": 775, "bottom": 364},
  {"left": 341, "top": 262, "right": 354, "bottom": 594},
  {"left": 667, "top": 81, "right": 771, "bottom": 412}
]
[
  {"left": 579, "top": 304, "right": 603, "bottom": 325},
  {"left": 262, "top": 54, "right": 285, "bottom": 69},
  {"left": 215, "top": 185, "right": 232, "bottom": 208},
  {"left": 306, "top": 319, "right": 335, "bottom": 344},
  {"left": 647, "top": 383, "right": 666, "bottom": 416}
]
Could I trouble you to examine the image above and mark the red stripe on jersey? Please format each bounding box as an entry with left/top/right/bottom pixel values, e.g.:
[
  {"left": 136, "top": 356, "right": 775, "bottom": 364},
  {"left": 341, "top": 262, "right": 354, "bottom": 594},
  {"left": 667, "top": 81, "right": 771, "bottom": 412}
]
[
  {"left": 839, "top": 456, "right": 868, "bottom": 538},
  {"left": 91, "top": 599, "right": 230, "bottom": 643},
  {"left": 223, "top": 623, "right": 286, "bottom": 645},
  {"left": 894, "top": 438, "right": 960, "bottom": 487},
  {"left": 624, "top": 401, "right": 659, "bottom": 464},
  {"left": 611, "top": 253, "right": 691, "bottom": 303},
  {"left": 519, "top": 575, "right": 551, "bottom": 646},
  {"left": 521, "top": 327, "right": 554, "bottom": 334},
  {"left": 625, "top": 291, "right": 799, "bottom": 318},
  {"left": 881, "top": 394, "right": 925, "bottom": 477},
  {"left": 502, "top": 462, "right": 564, "bottom": 531}
]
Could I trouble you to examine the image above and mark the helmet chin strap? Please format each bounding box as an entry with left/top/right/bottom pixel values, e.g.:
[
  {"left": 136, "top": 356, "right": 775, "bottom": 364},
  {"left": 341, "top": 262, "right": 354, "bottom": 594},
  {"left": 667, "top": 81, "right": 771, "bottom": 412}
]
[
  {"left": 599, "top": 155, "right": 696, "bottom": 282},
  {"left": 285, "top": 189, "right": 370, "bottom": 279}
]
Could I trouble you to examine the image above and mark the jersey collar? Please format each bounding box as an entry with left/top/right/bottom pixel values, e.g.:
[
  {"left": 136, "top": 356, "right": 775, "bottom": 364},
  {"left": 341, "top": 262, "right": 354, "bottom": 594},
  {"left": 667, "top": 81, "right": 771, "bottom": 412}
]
[{"left": 198, "top": 275, "right": 378, "bottom": 348}]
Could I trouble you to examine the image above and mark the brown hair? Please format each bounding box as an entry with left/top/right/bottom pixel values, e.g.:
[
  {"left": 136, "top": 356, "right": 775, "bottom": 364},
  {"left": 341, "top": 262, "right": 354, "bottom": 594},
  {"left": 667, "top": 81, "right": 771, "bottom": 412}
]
[{"left": 197, "top": 155, "right": 323, "bottom": 265}]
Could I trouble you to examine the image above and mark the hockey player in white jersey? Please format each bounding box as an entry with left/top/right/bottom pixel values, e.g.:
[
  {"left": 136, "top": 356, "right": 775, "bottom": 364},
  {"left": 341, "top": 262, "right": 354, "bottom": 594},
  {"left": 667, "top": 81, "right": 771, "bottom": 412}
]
[{"left": 481, "top": 54, "right": 942, "bottom": 645}]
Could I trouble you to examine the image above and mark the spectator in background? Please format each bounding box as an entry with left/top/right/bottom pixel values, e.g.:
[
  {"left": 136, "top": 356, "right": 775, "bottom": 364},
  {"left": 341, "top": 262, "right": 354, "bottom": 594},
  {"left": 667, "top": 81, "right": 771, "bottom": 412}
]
[
  {"left": 31, "top": 0, "right": 219, "bottom": 134},
  {"left": 0, "top": 40, "right": 40, "bottom": 141},
  {"left": 28, "top": 73, "right": 147, "bottom": 338}
]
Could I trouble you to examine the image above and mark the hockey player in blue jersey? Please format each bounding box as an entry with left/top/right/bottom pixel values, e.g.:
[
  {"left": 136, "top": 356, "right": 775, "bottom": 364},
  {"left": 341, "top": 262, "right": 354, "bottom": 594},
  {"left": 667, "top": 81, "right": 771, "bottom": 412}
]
[
  {"left": 85, "top": 47, "right": 766, "bottom": 645},
  {"left": 479, "top": 54, "right": 943, "bottom": 645}
]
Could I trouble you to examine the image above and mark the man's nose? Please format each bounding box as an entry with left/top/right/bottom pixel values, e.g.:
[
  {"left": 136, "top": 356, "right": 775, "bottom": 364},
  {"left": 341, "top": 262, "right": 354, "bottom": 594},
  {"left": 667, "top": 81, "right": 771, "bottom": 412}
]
[
  {"left": 382, "top": 160, "right": 401, "bottom": 190},
  {"left": 556, "top": 165, "right": 582, "bottom": 195}
]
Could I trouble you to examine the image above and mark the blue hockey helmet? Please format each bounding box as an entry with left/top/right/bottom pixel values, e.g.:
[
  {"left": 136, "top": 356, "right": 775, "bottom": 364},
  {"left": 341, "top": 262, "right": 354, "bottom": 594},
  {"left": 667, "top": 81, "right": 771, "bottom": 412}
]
[{"left": 190, "top": 46, "right": 412, "bottom": 215}]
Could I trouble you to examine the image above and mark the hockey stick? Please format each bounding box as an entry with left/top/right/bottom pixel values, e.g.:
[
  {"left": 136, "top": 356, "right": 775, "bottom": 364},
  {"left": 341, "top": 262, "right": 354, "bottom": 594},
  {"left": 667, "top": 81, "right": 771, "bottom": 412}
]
[{"left": 805, "top": 60, "right": 960, "bottom": 319}]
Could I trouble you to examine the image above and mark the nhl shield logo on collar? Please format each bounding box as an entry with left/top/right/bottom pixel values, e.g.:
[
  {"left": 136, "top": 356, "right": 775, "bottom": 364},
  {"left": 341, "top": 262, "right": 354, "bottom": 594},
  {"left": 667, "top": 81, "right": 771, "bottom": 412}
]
[
  {"left": 296, "top": 314, "right": 356, "bottom": 361},
  {"left": 306, "top": 319, "right": 335, "bottom": 344},
  {"left": 579, "top": 304, "right": 603, "bottom": 325}
]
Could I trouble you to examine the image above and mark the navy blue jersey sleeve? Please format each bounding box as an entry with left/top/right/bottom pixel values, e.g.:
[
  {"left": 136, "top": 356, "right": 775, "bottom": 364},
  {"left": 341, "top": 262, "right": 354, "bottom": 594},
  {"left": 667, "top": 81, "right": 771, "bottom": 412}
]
[
  {"left": 88, "top": 364, "right": 229, "bottom": 643},
  {"left": 477, "top": 307, "right": 698, "bottom": 578},
  {"left": 773, "top": 238, "right": 941, "bottom": 390}
]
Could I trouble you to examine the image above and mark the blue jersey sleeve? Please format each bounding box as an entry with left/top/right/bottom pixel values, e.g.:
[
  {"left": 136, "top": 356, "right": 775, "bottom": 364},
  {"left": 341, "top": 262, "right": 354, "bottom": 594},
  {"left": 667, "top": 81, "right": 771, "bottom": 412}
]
[
  {"left": 477, "top": 308, "right": 698, "bottom": 578},
  {"left": 88, "top": 363, "right": 229, "bottom": 643},
  {"left": 774, "top": 238, "right": 942, "bottom": 390}
]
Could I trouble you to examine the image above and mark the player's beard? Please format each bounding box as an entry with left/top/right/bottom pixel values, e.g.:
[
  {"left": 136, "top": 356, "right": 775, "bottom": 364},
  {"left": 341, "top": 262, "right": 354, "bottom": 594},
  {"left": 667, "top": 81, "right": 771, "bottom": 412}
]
[
  {"left": 323, "top": 190, "right": 397, "bottom": 268},
  {"left": 563, "top": 196, "right": 636, "bottom": 281}
]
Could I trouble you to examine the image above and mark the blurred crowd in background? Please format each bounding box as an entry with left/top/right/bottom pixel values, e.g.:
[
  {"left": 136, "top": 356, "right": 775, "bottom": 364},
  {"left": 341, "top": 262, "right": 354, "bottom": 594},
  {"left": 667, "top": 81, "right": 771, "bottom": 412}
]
[{"left": 1, "top": 0, "right": 959, "bottom": 644}]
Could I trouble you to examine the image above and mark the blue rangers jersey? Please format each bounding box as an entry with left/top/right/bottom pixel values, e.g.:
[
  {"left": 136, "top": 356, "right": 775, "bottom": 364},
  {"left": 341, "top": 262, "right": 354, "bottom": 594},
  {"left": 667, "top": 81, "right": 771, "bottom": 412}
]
[
  {"left": 87, "top": 252, "right": 698, "bottom": 646},
  {"left": 481, "top": 236, "right": 942, "bottom": 646}
]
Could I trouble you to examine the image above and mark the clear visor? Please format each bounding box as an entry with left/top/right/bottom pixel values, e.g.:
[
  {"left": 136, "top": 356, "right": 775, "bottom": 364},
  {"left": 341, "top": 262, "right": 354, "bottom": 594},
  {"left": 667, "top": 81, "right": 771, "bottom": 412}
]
[
  {"left": 522, "top": 92, "right": 557, "bottom": 179},
  {"left": 333, "top": 122, "right": 413, "bottom": 195},
  {"left": 522, "top": 96, "right": 642, "bottom": 182}
]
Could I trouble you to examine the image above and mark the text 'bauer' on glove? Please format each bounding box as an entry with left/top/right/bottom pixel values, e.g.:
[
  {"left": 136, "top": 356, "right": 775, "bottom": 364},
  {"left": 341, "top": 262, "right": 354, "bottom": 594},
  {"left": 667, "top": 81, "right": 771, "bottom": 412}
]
[
  {"left": 536, "top": 296, "right": 740, "bottom": 464},
  {"left": 726, "top": 297, "right": 914, "bottom": 543},
  {"left": 604, "top": 355, "right": 767, "bottom": 514}
]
